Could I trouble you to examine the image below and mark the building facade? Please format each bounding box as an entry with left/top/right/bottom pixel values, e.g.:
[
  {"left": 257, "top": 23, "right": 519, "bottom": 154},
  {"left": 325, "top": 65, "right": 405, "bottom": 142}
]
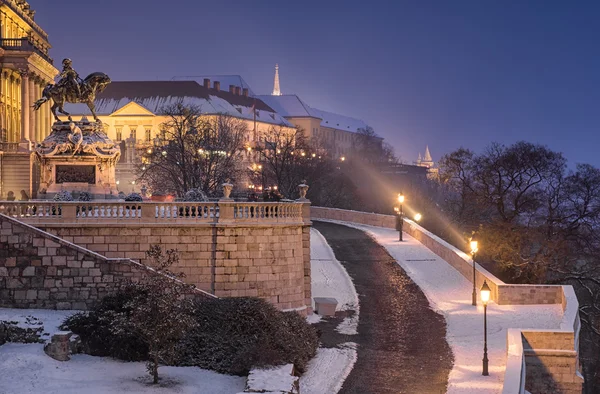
[
  {"left": 257, "top": 64, "right": 382, "bottom": 159},
  {"left": 0, "top": 0, "right": 58, "bottom": 198},
  {"left": 65, "top": 79, "right": 297, "bottom": 192},
  {"left": 414, "top": 145, "right": 439, "bottom": 179}
]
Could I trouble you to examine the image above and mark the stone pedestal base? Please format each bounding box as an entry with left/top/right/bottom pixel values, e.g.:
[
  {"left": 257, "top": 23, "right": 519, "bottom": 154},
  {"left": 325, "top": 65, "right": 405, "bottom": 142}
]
[{"left": 36, "top": 120, "right": 121, "bottom": 199}]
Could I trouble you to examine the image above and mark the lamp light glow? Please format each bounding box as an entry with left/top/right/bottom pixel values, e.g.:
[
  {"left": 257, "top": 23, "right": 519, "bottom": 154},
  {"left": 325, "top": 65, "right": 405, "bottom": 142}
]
[
  {"left": 480, "top": 281, "right": 491, "bottom": 305},
  {"left": 398, "top": 193, "right": 405, "bottom": 204},
  {"left": 470, "top": 235, "right": 478, "bottom": 254},
  {"left": 414, "top": 213, "right": 422, "bottom": 222}
]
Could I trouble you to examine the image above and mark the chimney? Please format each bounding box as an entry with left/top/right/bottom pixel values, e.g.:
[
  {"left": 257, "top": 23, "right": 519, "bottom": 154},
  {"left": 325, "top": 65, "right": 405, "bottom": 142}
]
[
  {"left": 203, "top": 78, "right": 210, "bottom": 88},
  {"left": 229, "top": 85, "right": 235, "bottom": 94},
  {"left": 242, "top": 88, "right": 249, "bottom": 97},
  {"left": 213, "top": 81, "right": 220, "bottom": 91},
  {"left": 235, "top": 86, "right": 241, "bottom": 95}
]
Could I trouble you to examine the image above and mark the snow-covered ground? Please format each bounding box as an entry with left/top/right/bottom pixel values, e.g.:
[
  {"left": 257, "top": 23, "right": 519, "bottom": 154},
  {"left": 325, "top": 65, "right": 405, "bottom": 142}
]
[
  {"left": 325, "top": 221, "right": 563, "bottom": 394},
  {"left": 0, "top": 308, "right": 246, "bottom": 394},
  {"left": 300, "top": 228, "right": 359, "bottom": 394},
  {"left": 309, "top": 228, "right": 359, "bottom": 335},
  {"left": 0, "top": 230, "right": 359, "bottom": 394}
]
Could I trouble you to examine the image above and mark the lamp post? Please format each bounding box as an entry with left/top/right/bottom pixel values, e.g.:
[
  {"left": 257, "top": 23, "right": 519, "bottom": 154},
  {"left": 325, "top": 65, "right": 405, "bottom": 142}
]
[
  {"left": 395, "top": 193, "right": 405, "bottom": 241},
  {"left": 480, "top": 280, "right": 491, "bottom": 376},
  {"left": 470, "top": 234, "right": 478, "bottom": 306}
]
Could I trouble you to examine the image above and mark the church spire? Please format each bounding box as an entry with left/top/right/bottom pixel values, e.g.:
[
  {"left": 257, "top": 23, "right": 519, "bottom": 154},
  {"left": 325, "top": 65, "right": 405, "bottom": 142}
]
[
  {"left": 424, "top": 145, "right": 432, "bottom": 162},
  {"left": 272, "top": 63, "right": 281, "bottom": 96}
]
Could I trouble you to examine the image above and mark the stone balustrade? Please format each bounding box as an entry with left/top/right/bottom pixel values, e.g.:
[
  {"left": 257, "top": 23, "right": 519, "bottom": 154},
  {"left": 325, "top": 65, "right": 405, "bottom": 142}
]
[{"left": 0, "top": 201, "right": 304, "bottom": 225}]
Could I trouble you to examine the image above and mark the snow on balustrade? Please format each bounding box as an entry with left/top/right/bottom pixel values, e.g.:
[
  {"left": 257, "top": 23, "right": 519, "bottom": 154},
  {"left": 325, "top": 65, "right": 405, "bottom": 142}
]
[
  {"left": 0, "top": 201, "right": 304, "bottom": 224},
  {"left": 233, "top": 202, "right": 302, "bottom": 221}
]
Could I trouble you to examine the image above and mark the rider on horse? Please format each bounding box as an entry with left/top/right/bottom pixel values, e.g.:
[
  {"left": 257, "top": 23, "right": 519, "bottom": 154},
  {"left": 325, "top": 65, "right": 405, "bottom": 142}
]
[{"left": 58, "top": 58, "right": 81, "bottom": 99}]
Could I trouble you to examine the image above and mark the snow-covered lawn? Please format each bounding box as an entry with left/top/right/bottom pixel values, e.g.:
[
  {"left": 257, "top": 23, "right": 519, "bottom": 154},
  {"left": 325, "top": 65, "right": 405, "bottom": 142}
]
[
  {"left": 301, "top": 228, "right": 359, "bottom": 394},
  {"left": 325, "top": 221, "right": 563, "bottom": 394},
  {"left": 0, "top": 309, "right": 245, "bottom": 394}
]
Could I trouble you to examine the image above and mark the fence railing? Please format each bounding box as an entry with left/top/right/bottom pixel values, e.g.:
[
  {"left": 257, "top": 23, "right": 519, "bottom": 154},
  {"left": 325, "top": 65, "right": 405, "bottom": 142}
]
[
  {"left": 0, "top": 38, "right": 52, "bottom": 63},
  {"left": 0, "top": 201, "right": 306, "bottom": 224}
]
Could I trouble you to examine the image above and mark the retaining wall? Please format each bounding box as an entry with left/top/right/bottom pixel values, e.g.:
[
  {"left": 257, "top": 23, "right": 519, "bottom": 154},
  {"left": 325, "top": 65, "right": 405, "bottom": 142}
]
[
  {"left": 311, "top": 206, "right": 583, "bottom": 394},
  {"left": 0, "top": 214, "right": 215, "bottom": 310},
  {"left": 1, "top": 201, "right": 312, "bottom": 312}
]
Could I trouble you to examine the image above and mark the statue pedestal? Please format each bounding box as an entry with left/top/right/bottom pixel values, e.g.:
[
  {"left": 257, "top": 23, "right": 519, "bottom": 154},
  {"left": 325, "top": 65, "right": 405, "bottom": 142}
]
[{"left": 36, "top": 121, "right": 121, "bottom": 199}]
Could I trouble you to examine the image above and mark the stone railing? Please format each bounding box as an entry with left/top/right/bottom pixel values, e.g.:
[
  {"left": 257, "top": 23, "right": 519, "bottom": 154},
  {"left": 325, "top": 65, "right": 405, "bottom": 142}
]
[
  {"left": 0, "top": 201, "right": 305, "bottom": 225},
  {"left": 311, "top": 207, "right": 583, "bottom": 393}
]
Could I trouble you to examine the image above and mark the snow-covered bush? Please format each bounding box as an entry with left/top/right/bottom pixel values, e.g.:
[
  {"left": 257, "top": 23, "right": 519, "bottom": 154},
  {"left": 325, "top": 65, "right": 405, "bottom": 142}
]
[
  {"left": 183, "top": 188, "right": 208, "bottom": 202},
  {"left": 78, "top": 191, "right": 93, "bottom": 201},
  {"left": 53, "top": 190, "right": 73, "bottom": 201},
  {"left": 177, "top": 297, "right": 319, "bottom": 375},
  {"left": 117, "top": 191, "right": 126, "bottom": 200},
  {"left": 124, "top": 192, "right": 143, "bottom": 202},
  {"left": 61, "top": 286, "right": 149, "bottom": 361}
]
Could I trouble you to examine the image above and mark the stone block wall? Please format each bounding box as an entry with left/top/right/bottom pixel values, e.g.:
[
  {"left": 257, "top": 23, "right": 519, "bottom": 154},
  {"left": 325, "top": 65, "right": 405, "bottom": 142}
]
[
  {"left": 0, "top": 214, "right": 213, "bottom": 309},
  {"left": 38, "top": 223, "right": 308, "bottom": 311}
]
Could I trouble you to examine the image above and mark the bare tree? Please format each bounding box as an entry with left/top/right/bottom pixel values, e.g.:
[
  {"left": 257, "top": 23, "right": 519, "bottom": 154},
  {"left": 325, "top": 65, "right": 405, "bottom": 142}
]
[
  {"left": 119, "top": 246, "right": 196, "bottom": 384},
  {"left": 138, "top": 103, "right": 246, "bottom": 196}
]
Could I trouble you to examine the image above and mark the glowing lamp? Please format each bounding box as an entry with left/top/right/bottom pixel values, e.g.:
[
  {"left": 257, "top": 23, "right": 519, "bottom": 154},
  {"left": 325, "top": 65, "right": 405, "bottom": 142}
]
[
  {"left": 301, "top": 152, "right": 306, "bottom": 157},
  {"left": 116, "top": 180, "right": 120, "bottom": 185},
  {"left": 340, "top": 156, "right": 346, "bottom": 161},
  {"left": 470, "top": 234, "right": 478, "bottom": 254},
  {"left": 273, "top": 186, "right": 278, "bottom": 190},
  {"left": 147, "top": 148, "right": 152, "bottom": 154},
  {"left": 414, "top": 213, "right": 422, "bottom": 222},
  {"left": 394, "top": 207, "right": 399, "bottom": 213},
  {"left": 480, "top": 281, "right": 491, "bottom": 305},
  {"left": 398, "top": 194, "right": 405, "bottom": 204},
  {"left": 312, "top": 153, "right": 316, "bottom": 157}
]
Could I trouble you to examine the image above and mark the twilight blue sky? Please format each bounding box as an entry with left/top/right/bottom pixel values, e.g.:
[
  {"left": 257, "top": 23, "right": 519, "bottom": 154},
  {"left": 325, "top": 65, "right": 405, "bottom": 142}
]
[{"left": 31, "top": 1, "right": 600, "bottom": 167}]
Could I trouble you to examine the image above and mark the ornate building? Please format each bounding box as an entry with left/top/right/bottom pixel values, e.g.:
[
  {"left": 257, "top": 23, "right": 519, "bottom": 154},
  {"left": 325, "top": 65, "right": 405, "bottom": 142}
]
[
  {"left": 0, "top": 0, "right": 58, "bottom": 198},
  {"left": 257, "top": 64, "right": 380, "bottom": 159},
  {"left": 65, "top": 79, "right": 296, "bottom": 192},
  {"left": 414, "top": 145, "right": 439, "bottom": 179}
]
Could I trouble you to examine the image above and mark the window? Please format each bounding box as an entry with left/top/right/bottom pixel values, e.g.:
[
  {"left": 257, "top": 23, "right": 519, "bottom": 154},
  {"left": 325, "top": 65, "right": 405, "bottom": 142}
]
[
  {"left": 130, "top": 127, "right": 137, "bottom": 140},
  {"left": 145, "top": 129, "right": 151, "bottom": 142},
  {"left": 115, "top": 128, "right": 122, "bottom": 141}
]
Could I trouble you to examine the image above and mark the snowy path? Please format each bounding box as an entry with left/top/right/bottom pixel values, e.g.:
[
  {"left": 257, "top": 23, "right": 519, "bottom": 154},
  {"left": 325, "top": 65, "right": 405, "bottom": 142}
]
[
  {"left": 325, "top": 221, "right": 563, "bottom": 394},
  {"left": 300, "top": 228, "right": 358, "bottom": 394}
]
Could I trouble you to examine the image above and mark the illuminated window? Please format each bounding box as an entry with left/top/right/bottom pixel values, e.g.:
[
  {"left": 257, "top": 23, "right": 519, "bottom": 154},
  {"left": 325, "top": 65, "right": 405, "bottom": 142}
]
[
  {"left": 115, "top": 128, "right": 122, "bottom": 141},
  {"left": 130, "top": 127, "right": 137, "bottom": 140},
  {"left": 145, "top": 129, "right": 151, "bottom": 142}
]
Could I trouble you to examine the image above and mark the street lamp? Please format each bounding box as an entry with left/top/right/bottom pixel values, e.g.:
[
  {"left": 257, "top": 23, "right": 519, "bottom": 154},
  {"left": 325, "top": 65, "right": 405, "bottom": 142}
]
[
  {"left": 480, "top": 280, "right": 491, "bottom": 376},
  {"left": 470, "top": 234, "right": 478, "bottom": 306},
  {"left": 414, "top": 213, "right": 422, "bottom": 222},
  {"left": 395, "top": 193, "right": 405, "bottom": 242}
]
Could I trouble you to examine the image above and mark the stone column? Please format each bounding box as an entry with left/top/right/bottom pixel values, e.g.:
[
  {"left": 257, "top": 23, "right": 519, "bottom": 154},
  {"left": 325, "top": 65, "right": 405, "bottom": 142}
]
[
  {"left": 28, "top": 77, "right": 36, "bottom": 142},
  {"left": 20, "top": 71, "right": 30, "bottom": 142},
  {"left": 42, "top": 81, "right": 49, "bottom": 140}
]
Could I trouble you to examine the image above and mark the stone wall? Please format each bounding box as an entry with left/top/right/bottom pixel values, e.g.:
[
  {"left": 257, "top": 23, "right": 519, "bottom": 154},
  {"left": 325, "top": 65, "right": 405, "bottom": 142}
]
[
  {"left": 0, "top": 214, "right": 214, "bottom": 309},
  {"left": 311, "top": 206, "right": 583, "bottom": 394},
  {"left": 34, "top": 224, "right": 308, "bottom": 312}
]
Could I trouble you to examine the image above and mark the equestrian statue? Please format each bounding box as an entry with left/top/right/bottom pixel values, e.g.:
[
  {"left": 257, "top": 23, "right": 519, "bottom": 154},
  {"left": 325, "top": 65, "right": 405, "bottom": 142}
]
[{"left": 33, "top": 58, "right": 111, "bottom": 123}]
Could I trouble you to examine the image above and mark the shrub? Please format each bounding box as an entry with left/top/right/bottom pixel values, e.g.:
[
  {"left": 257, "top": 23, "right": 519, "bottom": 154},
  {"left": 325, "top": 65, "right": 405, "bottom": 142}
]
[
  {"left": 60, "top": 286, "right": 149, "bottom": 361},
  {"left": 117, "top": 191, "right": 126, "bottom": 200},
  {"left": 125, "top": 192, "right": 143, "bottom": 202},
  {"left": 53, "top": 190, "right": 73, "bottom": 201},
  {"left": 78, "top": 191, "right": 93, "bottom": 201},
  {"left": 183, "top": 188, "right": 208, "bottom": 202},
  {"left": 177, "top": 297, "right": 319, "bottom": 375}
]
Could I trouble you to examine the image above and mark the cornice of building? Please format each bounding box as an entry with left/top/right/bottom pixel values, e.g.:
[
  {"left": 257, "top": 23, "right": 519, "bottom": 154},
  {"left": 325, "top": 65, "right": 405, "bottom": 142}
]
[{"left": 0, "top": 0, "right": 49, "bottom": 41}]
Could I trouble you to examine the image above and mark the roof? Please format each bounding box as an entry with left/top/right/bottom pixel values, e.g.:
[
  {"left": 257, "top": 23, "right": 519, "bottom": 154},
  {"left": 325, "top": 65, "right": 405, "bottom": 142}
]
[
  {"left": 172, "top": 75, "right": 255, "bottom": 96},
  {"left": 65, "top": 81, "right": 291, "bottom": 126},
  {"left": 256, "top": 94, "right": 369, "bottom": 133}
]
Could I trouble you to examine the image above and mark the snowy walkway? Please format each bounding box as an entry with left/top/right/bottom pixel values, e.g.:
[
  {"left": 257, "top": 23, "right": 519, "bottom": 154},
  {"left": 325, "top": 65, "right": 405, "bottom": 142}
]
[
  {"left": 313, "top": 222, "right": 453, "bottom": 394},
  {"left": 326, "top": 220, "right": 563, "bottom": 394},
  {"left": 300, "top": 228, "right": 358, "bottom": 394}
]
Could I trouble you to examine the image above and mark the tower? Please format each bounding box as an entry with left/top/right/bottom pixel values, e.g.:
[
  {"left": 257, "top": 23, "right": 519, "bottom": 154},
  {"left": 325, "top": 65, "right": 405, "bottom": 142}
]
[{"left": 272, "top": 64, "right": 281, "bottom": 96}]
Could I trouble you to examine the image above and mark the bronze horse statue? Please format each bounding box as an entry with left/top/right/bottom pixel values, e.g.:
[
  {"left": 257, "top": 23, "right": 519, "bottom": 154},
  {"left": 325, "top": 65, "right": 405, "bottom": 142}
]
[{"left": 33, "top": 72, "right": 111, "bottom": 123}]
